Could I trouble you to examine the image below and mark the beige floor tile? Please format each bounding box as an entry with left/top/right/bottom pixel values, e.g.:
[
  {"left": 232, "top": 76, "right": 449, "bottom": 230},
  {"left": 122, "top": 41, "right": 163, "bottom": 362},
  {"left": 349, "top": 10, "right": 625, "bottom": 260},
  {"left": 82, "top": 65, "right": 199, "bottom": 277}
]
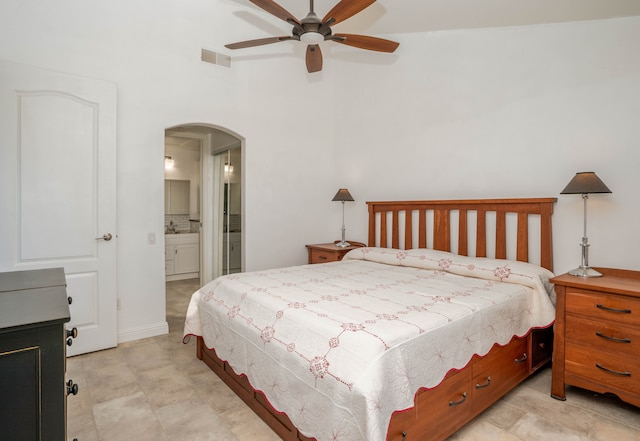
[
  {"left": 155, "top": 397, "right": 238, "bottom": 441},
  {"left": 93, "top": 391, "right": 167, "bottom": 441},
  {"left": 83, "top": 358, "right": 142, "bottom": 404},
  {"left": 450, "top": 419, "right": 522, "bottom": 441},
  {"left": 221, "top": 405, "right": 282, "bottom": 441},
  {"left": 510, "top": 412, "right": 590, "bottom": 441},
  {"left": 137, "top": 363, "right": 199, "bottom": 408},
  {"left": 590, "top": 417, "right": 640, "bottom": 441}
]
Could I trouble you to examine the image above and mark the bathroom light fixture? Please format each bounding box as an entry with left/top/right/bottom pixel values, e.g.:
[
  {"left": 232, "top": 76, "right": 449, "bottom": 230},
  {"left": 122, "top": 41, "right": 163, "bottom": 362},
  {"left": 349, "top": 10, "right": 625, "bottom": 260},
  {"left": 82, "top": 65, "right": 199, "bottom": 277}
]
[
  {"left": 164, "top": 156, "right": 175, "bottom": 169},
  {"left": 332, "top": 188, "right": 354, "bottom": 248},
  {"left": 224, "top": 164, "right": 234, "bottom": 174},
  {"left": 560, "top": 171, "right": 611, "bottom": 277}
]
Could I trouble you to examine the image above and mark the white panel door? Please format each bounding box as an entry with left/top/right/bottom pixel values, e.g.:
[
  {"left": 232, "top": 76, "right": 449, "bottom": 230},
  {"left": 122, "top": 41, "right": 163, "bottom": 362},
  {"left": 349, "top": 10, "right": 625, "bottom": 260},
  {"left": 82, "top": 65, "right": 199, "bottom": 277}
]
[{"left": 0, "top": 60, "right": 117, "bottom": 356}]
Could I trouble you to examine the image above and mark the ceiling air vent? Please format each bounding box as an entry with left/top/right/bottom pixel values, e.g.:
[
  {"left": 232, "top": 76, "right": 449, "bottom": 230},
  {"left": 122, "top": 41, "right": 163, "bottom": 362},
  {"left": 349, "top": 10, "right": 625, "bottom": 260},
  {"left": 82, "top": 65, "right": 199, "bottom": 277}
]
[{"left": 201, "top": 49, "right": 231, "bottom": 68}]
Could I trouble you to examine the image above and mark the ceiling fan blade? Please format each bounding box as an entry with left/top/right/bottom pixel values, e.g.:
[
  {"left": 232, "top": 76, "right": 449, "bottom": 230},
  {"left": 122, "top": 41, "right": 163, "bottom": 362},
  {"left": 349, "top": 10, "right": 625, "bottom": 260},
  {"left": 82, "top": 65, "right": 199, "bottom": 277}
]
[
  {"left": 225, "top": 36, "right": 295, "bottom": 50},
  {"left": 249, "top": 0, "right": 300, "bottom": 25},
  {"left": 322, "top": 0, "right": 376, "bottom": 26},
  {"left": 306, "top": 45, "right": 323, "bottom": 73},
  {"left": 332, "top": 33, "right": 399, "bottom": 52}
]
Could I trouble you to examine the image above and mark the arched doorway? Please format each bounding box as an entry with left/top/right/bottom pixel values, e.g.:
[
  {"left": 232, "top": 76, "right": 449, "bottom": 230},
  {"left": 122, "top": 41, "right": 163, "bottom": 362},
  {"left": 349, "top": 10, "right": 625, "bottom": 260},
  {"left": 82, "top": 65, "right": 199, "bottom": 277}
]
[{"left": 164, "top": 124, "right": 243, "bottom": 286}]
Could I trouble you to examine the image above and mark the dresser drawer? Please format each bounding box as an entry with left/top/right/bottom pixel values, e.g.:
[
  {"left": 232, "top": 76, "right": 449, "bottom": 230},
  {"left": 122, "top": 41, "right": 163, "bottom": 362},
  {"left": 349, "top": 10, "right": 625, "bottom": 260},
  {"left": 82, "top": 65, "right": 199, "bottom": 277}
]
[
  {"left": 565, "top": 343, "right": 640, "bottom": 396},
  {"left": 566, "top": 289, "right": 640, "bottom": 327},
  {"left": 566, "top": 314, "right": 640, "bottom": 357}
]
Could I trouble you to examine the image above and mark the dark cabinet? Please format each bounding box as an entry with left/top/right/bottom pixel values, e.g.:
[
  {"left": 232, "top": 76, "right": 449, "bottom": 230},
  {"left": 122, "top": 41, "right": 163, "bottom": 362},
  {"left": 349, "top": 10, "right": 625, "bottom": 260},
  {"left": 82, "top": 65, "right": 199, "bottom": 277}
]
[{"left": 0, "top": 268, "right": 74, "bottom": 441}]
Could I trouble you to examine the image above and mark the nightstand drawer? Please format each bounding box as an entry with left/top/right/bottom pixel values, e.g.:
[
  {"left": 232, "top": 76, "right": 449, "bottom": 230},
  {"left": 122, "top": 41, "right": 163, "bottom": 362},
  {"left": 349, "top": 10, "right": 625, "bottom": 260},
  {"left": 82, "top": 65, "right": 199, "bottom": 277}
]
[
  {"left": 566, "top": 289, "right": 640, "bottom": 326},
  {"left": 309, "top": 248, "right": 342, "bottom": 264},
  {"left": 306, "top": 242, "right": 364, "bottom": 264},
  {"left": 566, "top": 343, "right": 640, "bottom": 396},
  {"left": 565, "top": 315, "right": 640, "bottom": 357}
]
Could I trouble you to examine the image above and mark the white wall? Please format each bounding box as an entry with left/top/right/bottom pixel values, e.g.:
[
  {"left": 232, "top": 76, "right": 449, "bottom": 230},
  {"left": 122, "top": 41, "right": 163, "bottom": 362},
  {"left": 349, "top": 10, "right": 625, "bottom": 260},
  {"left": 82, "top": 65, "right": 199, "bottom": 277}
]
[
  {"left": 332, "top": 18, "right": 640, "bottom": 275},
  {"left": 1, "top": 1, "right": 638, "bottom": 343}
]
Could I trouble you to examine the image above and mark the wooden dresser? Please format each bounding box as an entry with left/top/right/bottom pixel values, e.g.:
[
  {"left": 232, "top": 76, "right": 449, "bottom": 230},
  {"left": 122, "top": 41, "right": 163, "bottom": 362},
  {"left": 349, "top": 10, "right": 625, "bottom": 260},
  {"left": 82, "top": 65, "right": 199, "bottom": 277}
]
[
  {"left": 551, "top": 268, "right": 640, "bottom": 407},
  {"left": 0, "top": 268, "right": 78, "bottom": 441},
  {"left": 306, "top": 241, "right": 365, "bottom": 264}
]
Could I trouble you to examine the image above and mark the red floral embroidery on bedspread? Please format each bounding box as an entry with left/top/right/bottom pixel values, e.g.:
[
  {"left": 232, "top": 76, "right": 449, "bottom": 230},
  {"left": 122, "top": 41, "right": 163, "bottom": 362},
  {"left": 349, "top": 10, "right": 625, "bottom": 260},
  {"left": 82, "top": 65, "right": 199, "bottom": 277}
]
[
  {"left": 198, "top": 263, "right": 528, "bottom": 396},
  {"left": 493, "top": 265, "right": 512, "bottom": 281}
]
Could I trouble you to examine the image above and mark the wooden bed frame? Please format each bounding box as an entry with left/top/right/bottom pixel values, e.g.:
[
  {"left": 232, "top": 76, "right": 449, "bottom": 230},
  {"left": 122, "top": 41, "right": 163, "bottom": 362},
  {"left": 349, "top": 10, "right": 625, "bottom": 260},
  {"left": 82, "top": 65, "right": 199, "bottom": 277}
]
[{"left": 196, "top": 198, "right": 557, "bottom": 441}]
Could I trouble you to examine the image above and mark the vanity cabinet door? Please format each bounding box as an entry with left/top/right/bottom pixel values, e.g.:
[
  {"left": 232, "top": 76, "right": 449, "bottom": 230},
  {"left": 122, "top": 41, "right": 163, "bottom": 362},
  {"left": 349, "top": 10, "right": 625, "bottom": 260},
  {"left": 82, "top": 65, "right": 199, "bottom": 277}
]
[
  {"left": 165, "top": 245, "right": 175, "bottom": 275},
  {"left": 175, "top": 244, "right": 199, "bottom": 274}
]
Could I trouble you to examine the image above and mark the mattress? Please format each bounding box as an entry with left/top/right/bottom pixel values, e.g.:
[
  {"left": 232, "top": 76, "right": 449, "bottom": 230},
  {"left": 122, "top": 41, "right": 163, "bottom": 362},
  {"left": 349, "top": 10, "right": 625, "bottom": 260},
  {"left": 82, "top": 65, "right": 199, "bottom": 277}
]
[{"left": 183, "top": 247, "right": 556, "bottom": 441}]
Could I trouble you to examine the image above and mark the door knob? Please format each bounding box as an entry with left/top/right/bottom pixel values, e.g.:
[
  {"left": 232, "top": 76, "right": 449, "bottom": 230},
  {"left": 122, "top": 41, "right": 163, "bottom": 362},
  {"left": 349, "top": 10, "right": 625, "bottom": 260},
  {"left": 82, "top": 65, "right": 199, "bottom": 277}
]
[{"left": 95, "top": 233, "right": 113, "bottom": 241}]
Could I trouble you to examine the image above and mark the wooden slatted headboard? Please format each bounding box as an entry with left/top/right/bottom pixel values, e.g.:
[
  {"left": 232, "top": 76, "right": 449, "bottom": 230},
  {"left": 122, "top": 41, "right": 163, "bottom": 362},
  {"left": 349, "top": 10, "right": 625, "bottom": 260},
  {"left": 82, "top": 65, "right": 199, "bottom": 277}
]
[{"left": 366, "top": 198, "right": 557, "bottom": 271}]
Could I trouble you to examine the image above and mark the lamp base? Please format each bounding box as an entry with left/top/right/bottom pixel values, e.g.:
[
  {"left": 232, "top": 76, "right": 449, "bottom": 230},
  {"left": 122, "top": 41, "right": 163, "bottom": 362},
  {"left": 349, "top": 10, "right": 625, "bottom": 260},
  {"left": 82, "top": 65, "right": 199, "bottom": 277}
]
[
  {"left": 335, "top": 241, "right": 351, "bottom": 248},
  {"left": 567, "top": 266, "right": 602, "bottom": 277}
]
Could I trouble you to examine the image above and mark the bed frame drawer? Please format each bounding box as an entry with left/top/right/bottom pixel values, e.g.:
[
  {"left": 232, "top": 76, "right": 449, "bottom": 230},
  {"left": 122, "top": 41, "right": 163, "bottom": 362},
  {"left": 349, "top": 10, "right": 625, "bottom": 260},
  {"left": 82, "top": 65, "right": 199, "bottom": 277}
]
[
  {"left": 387, "top": 333, "right": 537, "bottom": 441},
  {"left": 472, "top": 337, "right": 529, "bottom": 411},
  {"left": 389, "top": 369, "right": 473, "bottom": 441}
]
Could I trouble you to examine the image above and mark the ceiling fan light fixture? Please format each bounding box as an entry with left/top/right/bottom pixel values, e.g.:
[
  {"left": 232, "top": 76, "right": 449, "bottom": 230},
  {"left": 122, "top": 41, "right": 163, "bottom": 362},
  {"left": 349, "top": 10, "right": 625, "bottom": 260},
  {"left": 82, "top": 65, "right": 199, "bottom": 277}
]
[
  {"left": 224, "top": 0, "right": 399, "bottom": 73},
  {"left": 300, "top": 32, "right": 324, "bottom": 45}
]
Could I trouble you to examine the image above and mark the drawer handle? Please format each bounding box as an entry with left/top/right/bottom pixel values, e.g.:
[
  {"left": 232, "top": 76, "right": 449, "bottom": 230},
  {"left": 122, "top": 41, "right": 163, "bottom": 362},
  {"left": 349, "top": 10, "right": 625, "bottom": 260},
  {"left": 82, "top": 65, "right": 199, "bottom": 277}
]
[
  {"left": 596, "top": 304, "right": 631, "bottom": 314},
  {"left": 595, "top": 363, "right": 631, "bottom": 377},
  {"left": 475, "top": 376, "right": 491, "bottom": 389},
  {"left": 514, "top": 353, "right": 528, "bottom": 364},
  {"left": 596, "top": 331, "right": 631, "bottom": 344},
  {"left": 448, "top": 392, "right": 467, "bottom": 407},
  {"left": 318, "top": 255, "right": 327, "bottom": 260}
]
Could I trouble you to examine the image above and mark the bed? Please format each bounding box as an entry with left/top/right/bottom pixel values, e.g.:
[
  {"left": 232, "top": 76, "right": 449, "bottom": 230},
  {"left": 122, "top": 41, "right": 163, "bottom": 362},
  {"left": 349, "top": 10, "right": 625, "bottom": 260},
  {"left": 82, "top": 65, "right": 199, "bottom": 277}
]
[{"left": 183, "top": 198, "right": 557, "bottom": 441}]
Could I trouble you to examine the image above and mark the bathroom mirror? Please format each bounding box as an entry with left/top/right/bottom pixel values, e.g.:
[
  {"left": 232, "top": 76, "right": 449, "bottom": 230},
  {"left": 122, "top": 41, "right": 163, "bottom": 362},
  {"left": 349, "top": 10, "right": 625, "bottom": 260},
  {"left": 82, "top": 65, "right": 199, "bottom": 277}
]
[{"left": 164, "top": 179, "right": 190, "bottom": 214}]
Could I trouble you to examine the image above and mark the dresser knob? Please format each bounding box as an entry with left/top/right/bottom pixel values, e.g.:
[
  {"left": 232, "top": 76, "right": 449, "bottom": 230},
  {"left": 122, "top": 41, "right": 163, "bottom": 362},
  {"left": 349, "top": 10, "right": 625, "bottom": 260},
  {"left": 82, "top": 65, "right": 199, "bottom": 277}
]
[
  {"left": 68, "top": 296, "right": 73, "bottom": 305},
  {"left": 66, "top": 338, "right": 73, "bottom": 347},
  {"left": 67, "top": 327, "right": 78, "bottom": 339},
  {"left": 66, "top": 379, "right": 79, "bottom": 396}
]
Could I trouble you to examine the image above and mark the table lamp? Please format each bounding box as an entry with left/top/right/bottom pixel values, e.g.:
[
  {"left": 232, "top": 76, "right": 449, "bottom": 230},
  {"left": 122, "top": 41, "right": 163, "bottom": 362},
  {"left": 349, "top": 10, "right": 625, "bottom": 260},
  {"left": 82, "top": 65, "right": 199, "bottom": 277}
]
[
  {"left": 332, "top": 188, "right": 354, "bottom": 248},
  {"left": 560, "top": 172, "right": 611, "bottom": 277}
]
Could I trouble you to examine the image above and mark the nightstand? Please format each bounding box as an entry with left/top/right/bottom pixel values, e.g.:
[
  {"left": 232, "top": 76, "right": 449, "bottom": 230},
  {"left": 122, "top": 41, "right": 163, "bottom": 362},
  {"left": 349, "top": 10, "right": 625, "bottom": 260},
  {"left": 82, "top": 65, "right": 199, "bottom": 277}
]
[
  {"left": 306, "top": 241, "right": 366, "bottom": 264},
  {"left": 550, "top": 268, "right": 640, "bottom": 408}
]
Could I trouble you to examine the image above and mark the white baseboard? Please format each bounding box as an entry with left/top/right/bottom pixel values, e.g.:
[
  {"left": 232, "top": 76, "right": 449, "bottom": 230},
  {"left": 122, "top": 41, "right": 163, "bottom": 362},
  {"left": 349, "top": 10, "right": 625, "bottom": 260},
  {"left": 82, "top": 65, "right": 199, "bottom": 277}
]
[
  {"left": 166, "top": 272, "right": 199, "bottom": 282},
  {"left": 118, "top": 321, "right": 169, "bottom": 343}
]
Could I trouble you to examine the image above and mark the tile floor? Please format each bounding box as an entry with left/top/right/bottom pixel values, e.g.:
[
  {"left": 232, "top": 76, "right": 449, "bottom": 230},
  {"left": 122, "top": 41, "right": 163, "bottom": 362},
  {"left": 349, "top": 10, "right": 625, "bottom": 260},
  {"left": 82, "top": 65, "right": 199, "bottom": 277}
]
[{"left": 67, "top": 278, "right": 640, "bottom": 441}]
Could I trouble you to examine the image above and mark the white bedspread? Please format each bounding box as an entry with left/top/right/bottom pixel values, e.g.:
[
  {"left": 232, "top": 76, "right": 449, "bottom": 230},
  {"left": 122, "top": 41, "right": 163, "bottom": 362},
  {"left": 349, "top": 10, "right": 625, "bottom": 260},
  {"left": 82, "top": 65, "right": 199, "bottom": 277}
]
[{"left": 183, "top": 248, "right": 556, "bottom": 441}]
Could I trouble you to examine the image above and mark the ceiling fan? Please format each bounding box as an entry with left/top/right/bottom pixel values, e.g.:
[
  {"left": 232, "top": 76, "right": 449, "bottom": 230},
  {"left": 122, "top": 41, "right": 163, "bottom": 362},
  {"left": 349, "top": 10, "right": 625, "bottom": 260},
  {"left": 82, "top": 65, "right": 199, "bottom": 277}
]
[{"left": 225, "top": 0, "right": 399, "bottom": 73}]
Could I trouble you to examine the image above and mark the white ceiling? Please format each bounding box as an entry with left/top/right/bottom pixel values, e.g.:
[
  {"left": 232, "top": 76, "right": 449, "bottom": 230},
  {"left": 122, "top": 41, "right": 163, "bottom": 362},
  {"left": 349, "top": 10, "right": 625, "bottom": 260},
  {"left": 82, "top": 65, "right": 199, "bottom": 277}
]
[{"left": 235, "top": 0, "right": 640, "bottom": 36}]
